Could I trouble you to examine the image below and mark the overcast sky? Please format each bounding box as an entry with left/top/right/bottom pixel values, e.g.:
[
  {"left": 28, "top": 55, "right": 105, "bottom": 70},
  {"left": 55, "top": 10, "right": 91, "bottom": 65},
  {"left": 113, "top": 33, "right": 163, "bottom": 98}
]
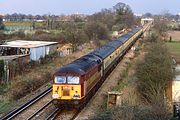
[{"left": 0, "top": 0, "right": 180, "bottom": 15}]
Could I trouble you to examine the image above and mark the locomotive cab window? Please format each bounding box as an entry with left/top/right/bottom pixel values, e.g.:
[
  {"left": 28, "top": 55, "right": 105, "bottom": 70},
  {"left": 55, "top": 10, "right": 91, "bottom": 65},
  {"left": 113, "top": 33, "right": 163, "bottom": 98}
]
[
  {"left": 54, "top": 76, "right": 66, "bottom": 84},
  {"left": 67, "top": 76, "right": 80, "bottom": 84}
]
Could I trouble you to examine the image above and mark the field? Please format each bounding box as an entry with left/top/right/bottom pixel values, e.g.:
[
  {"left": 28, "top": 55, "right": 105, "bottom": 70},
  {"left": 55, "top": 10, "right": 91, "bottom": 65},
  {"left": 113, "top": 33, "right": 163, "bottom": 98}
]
[
  {"left": 168, "top": 31, "right": 180, "bottom": 42},
  {"left": 167, "top": 30, "right": 180, "bottom": 63},
  {"left": 166, "top": 42, "right": 180, "bottom": 63}
]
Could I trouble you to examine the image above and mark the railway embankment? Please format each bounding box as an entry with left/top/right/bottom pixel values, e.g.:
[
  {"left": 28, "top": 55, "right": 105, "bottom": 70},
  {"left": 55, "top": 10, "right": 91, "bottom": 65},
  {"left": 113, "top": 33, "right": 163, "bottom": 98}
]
[
  {"left": 76, "top": 35, "right": 144, "bottom": 120},
  {"left": 0, "top": 43, "right": 96, "bottom": 116},
  {"left": 79, "top": 25, "right": 175, "bottom": 119}
]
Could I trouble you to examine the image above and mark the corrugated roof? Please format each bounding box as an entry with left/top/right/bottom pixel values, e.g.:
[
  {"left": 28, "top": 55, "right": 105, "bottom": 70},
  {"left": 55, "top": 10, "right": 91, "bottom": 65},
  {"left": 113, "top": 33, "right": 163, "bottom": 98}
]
[{"left": 0, "top": 40, "right": 58, "bottom": 48}]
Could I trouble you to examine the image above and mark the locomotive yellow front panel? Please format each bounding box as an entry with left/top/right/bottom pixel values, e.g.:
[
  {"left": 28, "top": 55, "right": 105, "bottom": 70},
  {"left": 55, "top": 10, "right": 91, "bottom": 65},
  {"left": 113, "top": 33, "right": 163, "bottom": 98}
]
[{"left": 52, "top": 84, "right": 81, "bottom": 100}]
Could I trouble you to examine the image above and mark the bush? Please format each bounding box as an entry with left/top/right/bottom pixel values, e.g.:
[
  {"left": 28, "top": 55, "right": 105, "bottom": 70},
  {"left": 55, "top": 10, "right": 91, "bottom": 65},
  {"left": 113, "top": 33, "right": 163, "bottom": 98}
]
[
  {"left": 135, "top": 42, "right": 173, "bottom": 103},
  {"left": 0, "top": 83, "right": 9, "bottom": 95},
  {"left": 9, "top": 71, "right": 51, "bottom": 100},
  {"left": 91, "top": 105, "right": 169, "bottom": 120}
]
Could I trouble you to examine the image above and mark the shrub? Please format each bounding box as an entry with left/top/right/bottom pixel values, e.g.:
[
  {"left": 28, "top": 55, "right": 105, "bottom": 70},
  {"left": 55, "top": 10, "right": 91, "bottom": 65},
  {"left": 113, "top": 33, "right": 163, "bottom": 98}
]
[
  {"left": 135, "top": 42, "right": 173, "bottom": 103},
  {"left": 9, "top": 71, "right": 52, "bottom": 100},
  {"left": 91, "top": 105, "right": 165, "bottom": 120}
]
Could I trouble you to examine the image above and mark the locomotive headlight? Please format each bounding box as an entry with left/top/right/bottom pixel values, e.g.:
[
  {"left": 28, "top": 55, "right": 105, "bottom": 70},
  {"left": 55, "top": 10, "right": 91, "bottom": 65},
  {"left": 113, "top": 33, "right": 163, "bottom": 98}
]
[
  {"left": 52, "top": 94, "right": 60, "bottom": 99},
  {"left": 73, "top": 91, "right": 80, "bottom": 99}
]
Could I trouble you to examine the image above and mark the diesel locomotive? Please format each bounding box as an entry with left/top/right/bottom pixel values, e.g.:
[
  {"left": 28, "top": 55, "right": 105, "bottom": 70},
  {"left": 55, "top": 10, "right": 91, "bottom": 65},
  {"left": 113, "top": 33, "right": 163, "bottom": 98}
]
[{"left": 52, "top": 23, "right": 151, "bottom": 109}]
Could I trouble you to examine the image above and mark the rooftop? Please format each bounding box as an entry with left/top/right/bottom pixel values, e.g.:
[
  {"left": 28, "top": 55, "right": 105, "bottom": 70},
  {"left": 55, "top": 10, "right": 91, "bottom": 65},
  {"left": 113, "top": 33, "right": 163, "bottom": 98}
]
[{"left": 0, "top": 40, "right": 58, "bottom": 48}]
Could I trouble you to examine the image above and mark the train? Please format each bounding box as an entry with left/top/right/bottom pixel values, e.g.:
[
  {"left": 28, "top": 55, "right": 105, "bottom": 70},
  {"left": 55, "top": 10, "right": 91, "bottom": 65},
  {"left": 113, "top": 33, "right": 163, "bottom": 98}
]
[{"left": 52, "top": 23, "right": 151, "bottom": 109}]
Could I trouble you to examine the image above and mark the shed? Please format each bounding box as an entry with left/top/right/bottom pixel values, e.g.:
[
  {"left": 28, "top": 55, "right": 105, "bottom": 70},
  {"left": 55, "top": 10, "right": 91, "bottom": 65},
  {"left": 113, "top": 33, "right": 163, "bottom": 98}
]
[
  {"left": 0, "top": 40, "right": 58, "bottom": 61},
  {"left": 172, "top": 65, "right": 180, "bottom": 103},
  {"left": 57, "top": 43, "right": 73, "bottom": 56},
  {"left": 166, "top": 65, "right": 180, "bottom": 115}
]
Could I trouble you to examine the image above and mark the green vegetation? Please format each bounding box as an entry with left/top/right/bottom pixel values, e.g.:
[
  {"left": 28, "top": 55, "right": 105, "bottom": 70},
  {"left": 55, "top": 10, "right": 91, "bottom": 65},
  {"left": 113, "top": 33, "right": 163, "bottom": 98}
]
[
  {"left": 92, "top": 18, "right": 174, "bottom": 120},
  {"left": 0, "top": 83, "right": 9, "bottom": 95},
  {"left": 0, "top": 101, "right": 15, "bottom": 114},
  {"left": 166, "top": 42, "right": 180, "bottom": 60},
  {"left": 136, "top": 42, "right": 173, "bottom": 102},
  {"left": 168, "top": 22, "right": 180, "bottom": 31}
]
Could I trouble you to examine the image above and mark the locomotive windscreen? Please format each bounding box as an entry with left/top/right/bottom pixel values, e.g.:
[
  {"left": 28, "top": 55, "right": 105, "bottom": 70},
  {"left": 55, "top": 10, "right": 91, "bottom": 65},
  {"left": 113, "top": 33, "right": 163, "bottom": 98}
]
[{"left": 54, "top": 76, "right": 80, "bottom": 84}]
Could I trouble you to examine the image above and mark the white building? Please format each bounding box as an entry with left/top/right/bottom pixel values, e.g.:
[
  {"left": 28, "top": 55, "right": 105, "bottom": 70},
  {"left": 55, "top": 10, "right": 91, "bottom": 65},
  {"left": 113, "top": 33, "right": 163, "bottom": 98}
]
[
  {"left": 141, "top": 18, "right": 154, "bottom": 26},
  {"left": 0, "top": 40, "right": 58, "bottom": 61}
]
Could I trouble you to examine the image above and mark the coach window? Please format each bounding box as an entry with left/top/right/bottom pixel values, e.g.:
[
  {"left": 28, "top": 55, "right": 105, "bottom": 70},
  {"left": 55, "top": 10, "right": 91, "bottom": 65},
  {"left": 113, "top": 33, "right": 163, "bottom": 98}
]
[
  {"left": 55, "top": 76, "right": 66, "bottom": 84},
  {"left": 67, "top": 76, "right": 80, "bottom": 84}
]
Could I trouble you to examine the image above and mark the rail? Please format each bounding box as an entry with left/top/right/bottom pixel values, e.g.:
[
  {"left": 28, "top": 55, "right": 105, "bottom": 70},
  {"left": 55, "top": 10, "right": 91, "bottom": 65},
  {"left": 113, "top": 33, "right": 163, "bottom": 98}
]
[
  {"left": 45, "top": 108, "right": 61, "bottom": 120},
  {"left": 1, "top": 86, "right": 52, "bottom": 120},
  {"left": 27, "top": 99, "right": 53, "bottom": 120}
]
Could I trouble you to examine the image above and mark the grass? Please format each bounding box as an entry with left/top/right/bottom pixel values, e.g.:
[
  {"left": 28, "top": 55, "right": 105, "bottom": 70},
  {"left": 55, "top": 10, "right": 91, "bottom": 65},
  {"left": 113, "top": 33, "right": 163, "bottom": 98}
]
[
  {"left": 0, "top": 84, "right": 10, "bottom": 95},
  {"left": 112, "top": 62, "right": 132, "bottom": 92},
  {"left": 0, "top": 101, "right": 14, "bottom": 114},
  {"left": 166, "top": 42, "right": 180, "bottom": 61}
]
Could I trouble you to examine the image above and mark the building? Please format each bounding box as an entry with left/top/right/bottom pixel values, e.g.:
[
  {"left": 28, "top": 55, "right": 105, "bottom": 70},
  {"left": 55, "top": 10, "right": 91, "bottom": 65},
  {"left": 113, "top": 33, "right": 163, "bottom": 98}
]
[
  {"left": 4, "top": 22, "right": 33, "bottom": 33},
  {"left": 0, "top": 40, "right": 58, "bottom": 61},
  {"left": 141, "top": 18, "right": 154, "bottom": 26},
  {"left": 57, "top": 43, "right": 73, "bottom": 56},
  {"left": 172, "top": 65, "right": 180, "bottom": 103},
  {"left": 166, "top": 65, "right": 180, "bottom": 114}
]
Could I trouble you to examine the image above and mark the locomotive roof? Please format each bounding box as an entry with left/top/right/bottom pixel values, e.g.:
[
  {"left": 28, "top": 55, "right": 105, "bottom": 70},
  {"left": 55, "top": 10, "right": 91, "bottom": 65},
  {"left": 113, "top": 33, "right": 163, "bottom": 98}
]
[{"left": 54, "top": 54, "right": 101, "bottom": 75}]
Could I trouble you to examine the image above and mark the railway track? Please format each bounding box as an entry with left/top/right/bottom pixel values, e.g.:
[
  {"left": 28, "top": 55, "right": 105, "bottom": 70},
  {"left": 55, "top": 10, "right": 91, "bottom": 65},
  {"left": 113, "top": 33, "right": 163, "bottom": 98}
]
[
  {"left": 27, "top": 99, "right": 53, "bottom": 120},
  {"left": 45, "top": 108, "right": 61, "bottom": 120},
  {"left": 1, "top": 86, "right": 52, "bottom": 120},
  {"left": 52, "top": 109, "right": 81, "bottom": 120}
]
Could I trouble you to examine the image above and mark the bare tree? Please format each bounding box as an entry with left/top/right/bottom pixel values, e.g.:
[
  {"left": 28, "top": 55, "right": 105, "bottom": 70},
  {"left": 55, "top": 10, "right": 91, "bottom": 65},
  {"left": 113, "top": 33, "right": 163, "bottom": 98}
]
[{"left": 113, "top": 2, "right": 135, "bottom": 29}]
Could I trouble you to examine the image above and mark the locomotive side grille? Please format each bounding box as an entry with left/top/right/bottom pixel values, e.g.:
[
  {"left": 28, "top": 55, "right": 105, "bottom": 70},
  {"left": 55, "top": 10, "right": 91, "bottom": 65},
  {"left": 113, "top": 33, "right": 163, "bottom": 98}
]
[{"left": 63, "top": 89, "right": 70, "bottom": 96}]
